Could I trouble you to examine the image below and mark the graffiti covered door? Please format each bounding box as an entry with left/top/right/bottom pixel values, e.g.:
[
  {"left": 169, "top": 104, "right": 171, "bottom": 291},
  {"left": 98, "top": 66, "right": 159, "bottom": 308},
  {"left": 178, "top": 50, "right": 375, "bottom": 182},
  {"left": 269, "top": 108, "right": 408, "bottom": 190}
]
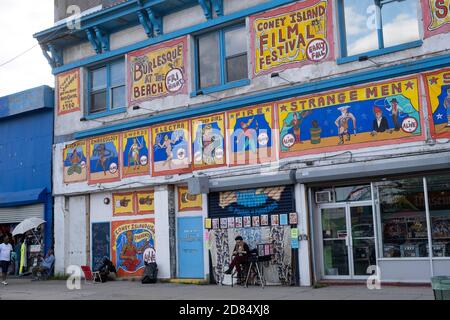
[{"left": 177, "top": 217, "right": 204, "bottom": 278}]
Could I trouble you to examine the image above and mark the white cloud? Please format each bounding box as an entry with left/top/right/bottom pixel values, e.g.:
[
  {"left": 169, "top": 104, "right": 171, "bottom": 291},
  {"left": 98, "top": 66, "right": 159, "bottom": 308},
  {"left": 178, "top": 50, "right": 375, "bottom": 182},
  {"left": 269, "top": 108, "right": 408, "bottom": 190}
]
[
  {"left": 348, "top": 13, "right": 420, "bottom": 56},
  {"left": 0, "top": 0, "right": 54, "bottom": 97},
  {"left": 344, "top": 6, "right": 369, "bottom": 36}
]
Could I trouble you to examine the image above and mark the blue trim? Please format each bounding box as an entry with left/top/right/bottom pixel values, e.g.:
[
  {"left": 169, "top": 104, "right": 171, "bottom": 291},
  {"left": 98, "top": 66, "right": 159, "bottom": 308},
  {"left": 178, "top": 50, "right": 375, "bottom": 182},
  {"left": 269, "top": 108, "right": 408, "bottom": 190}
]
[
  {"left": 51, "top": 0, "right": 296, "bottom": 75},
  {"left": 85, "top": 107, "right": 126, "bottom": 120},
  {"left": 337, "top": 40, "right": 423, "bottom": 65},
  {"left": 190, "top": 79, "right": 250, "bottom": 97},
  {"left": 337, "top": 0, "right": 347, "bottom": 58},
  {"left": 74, "top": 53, "right": 450, "bottom": 139}
]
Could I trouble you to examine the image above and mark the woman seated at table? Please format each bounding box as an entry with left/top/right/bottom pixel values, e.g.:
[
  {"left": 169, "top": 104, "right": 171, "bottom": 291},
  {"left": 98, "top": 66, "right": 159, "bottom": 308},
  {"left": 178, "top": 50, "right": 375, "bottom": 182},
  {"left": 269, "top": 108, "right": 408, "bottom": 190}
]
[{"left": 224, "top": 236, "right": 250, "bottom": 276}]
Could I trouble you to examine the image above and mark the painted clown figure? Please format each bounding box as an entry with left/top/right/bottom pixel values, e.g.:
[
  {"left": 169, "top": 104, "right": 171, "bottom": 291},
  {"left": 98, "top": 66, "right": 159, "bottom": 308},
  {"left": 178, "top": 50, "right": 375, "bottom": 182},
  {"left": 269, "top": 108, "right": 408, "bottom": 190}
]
[
  {"left": 444, "top": 88, "right": 450, "bottom": 127},
  {"left": 335, "top": 106, "right": 356, "bottom": 145}
]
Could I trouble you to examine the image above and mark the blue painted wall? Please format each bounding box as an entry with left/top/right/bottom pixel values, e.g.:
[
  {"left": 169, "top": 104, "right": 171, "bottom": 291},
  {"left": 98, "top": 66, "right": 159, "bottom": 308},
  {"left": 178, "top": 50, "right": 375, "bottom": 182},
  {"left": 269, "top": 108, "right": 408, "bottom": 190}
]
[
  {"left": 177, "top": 216, "right": 204, "bottom": 279},
  {"left": 0, "top": 85, "right": 54, "bottom": 252}
]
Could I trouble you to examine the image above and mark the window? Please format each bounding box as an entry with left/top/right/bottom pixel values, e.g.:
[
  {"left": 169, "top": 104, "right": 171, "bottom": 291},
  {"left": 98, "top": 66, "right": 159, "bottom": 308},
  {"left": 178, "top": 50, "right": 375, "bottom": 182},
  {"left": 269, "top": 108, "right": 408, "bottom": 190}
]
[
  {"left": 88, "top": 59, "right": 125, "bottom": 116},
  {"left": 377, "top": 178, "right": 429, "bottom": 258},
  {"left": 195, "top": 24, "right": 248, "bottom": 93},
  {"left": 426, "top": 174, "right": 450, "bottom": 257},
  {"left": 339, "top": 0, "right": 420, "bottom": 58}
]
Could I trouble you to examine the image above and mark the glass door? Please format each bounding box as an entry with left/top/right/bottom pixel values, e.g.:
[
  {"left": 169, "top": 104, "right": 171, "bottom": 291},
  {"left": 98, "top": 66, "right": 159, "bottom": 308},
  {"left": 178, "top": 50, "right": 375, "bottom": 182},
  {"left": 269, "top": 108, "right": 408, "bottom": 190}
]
[{"left": 320, "top": 203, "right": 377, "bottom": 279}]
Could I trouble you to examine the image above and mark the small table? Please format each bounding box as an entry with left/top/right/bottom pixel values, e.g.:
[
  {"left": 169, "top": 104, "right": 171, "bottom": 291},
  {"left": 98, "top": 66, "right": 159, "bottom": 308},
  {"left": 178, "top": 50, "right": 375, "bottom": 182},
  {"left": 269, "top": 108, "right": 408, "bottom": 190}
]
[{"left": 245, "top": 255, "right": 271, "bottom": 288}]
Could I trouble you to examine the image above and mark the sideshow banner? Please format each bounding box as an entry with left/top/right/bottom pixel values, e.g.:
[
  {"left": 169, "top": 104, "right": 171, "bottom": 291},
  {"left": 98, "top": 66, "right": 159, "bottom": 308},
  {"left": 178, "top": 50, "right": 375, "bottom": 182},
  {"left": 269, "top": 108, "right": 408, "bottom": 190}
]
[
  {"left": 209, "top": 226, "right": 292, "bottom": 285},
  {"left": 227, "top": 104, "right": 276, "bottom": 165},
  {"left": 151, "top": 120, "right": 190, "bottom": 176},
  {"left": 191, "top": 113, "right": 226, "bottom": 170},
  {"left": 250, "top": 0, "right": 333, "bottom": 77},
  {"left": 111, "top": 219, "right": 155, "bottom": 277},
  {"left": 122, "top": 128, "right": 150, "bottom": 178},
  {"left": 421, "top": 0, "right": 450, "bottom": 38},
  {"left": 136, "top": 190, "right": 155, "bottom": 214},
  {"left": 63, "top": 140, "right": 87, "bottom": 183},
  {"left": 88, "top": 134, "right": 120, "bottom": 184},
  {"left": 57, "top": 69, "right": 80, "bottom": 115},
  {"left": 127, "top": 37, "right": 188, "bottom": 105},
  {"left": 178, "top": 186, "right": 202, "bottom": 212},
  {"left": 277, "top": 76, "right": 422, "bottom": 157},
  {"left": 92, "top": 222, "right": 110, "bottom": 271},
  {"left": 424, "top": 68, "right": 450, "bottom": 138},
  {"left": 113, "top": 192, "right": 135, "bottom": 216}
]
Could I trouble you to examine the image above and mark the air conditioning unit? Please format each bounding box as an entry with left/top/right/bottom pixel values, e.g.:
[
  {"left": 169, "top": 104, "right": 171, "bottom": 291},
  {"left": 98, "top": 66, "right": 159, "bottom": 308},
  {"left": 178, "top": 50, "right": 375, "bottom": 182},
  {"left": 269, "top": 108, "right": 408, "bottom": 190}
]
[{"left": 315, "top": 191, "right": 332, "bottom": 203}]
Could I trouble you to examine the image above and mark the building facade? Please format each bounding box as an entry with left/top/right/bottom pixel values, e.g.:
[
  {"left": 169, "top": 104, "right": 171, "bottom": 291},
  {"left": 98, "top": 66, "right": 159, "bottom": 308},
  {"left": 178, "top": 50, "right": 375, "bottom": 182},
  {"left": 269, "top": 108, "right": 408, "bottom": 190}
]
[
  {"left": 35, "top": 0, "right": 450, "bottom": 284},
  {"left": 0, "top": 86, "right": 54, "bottom": 263}
]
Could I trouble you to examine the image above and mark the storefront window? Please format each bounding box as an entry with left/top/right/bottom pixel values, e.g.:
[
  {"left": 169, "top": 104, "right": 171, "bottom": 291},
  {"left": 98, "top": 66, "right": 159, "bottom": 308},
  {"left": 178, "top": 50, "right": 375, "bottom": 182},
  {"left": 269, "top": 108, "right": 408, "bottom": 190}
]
[
  {"left": 377, "top": 178, "right": 429, "bottom": 258},
  {"left": 426, "top": 174, "right": 450, "bottom": 258},
  {"left": 335, "top": 185, "right": 372, "bottom": 202}
]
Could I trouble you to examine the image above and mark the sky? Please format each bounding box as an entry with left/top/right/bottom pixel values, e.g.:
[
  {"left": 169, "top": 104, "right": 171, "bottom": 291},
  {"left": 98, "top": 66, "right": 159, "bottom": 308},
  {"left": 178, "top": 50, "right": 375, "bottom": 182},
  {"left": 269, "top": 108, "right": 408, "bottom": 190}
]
[{"left": 0, "top": 0, "right": 55, "bottom": 97}]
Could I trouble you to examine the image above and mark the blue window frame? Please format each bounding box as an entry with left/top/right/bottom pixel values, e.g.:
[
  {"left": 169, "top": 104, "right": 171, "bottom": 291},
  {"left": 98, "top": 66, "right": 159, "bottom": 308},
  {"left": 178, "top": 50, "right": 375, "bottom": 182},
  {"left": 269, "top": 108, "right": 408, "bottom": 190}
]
[
  {"left": 86, "top": 58, "right": 126, "bottom": 118},
  {"left": 337, "top": 0, "right": 422, "bottom": 64},
  {"left": 193, "top": 24, "right": 249, "bottom": 96}
]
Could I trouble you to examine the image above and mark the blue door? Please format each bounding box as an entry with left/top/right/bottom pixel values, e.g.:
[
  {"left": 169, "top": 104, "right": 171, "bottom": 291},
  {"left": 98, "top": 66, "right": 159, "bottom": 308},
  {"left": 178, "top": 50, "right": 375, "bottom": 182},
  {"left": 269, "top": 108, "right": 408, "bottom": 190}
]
[{"left": 177, "top": 216, "right": 204, "bottom": 278}]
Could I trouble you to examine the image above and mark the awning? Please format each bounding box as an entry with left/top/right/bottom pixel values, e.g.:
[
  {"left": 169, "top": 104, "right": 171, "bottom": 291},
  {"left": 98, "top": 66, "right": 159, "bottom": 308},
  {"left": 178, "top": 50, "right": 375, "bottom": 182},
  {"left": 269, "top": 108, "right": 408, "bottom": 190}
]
[{"left": 0, "top": 188, "right": 47, "bottom": 208}]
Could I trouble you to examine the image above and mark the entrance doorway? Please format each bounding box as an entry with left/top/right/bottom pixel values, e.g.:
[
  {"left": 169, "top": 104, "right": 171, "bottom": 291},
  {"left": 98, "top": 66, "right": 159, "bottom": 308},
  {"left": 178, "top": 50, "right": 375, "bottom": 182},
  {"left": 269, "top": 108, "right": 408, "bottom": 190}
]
[{"left": 319, "top": 202, "right": 377, "bottom": 279}]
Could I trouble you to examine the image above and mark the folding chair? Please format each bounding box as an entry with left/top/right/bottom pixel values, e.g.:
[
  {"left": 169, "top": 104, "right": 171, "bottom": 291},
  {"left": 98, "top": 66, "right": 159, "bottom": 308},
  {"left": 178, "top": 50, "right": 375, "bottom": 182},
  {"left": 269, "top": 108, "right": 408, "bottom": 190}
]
[
  {"left": 36, "top": 261, "right": 54, "bottom": 281},
  {"left": 81, "top": 265, "right": 101, "bottom": 284}
]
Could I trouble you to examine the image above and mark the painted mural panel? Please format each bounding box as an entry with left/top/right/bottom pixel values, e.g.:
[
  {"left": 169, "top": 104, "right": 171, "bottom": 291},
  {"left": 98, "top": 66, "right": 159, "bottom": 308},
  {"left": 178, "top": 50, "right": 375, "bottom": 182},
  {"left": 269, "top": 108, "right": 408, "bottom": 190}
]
[
  {"left": 57, "top": 68, "right": 80, "bottom": 115},
  {"left": 249, "top": 0, "right": 334, "bottom": 77},
  {"left": 424, "top": 68, "right": 450, "bottom": 139},
  {"left": 113, "top": 192, "right": 135, "bottom": 216},
  {"left": 136, "top": 190, "right": 155, "bottom": 214},
  {"left": 88, "top": 134, "right": 120, "bottom": 184},
  {"left": 227, "top": 104, "right": 276, "bottom": 166},
  {"left": 178, "top": 186, "right": 202, "bottom": 212},
  {"left": 92, "top": 222, "right": 110, "bottom": 271},
  {"left": 151, "top": 120, "right": 191, "bottom": 176},
  {"left": 122, "top": 128, "right": 150, "bottom": 178},
  {"left": 191, "top": 113, "right": 226, "bottom": 170},
  {"left": 421, "top": 0, "right": 450, "bottom": 38},
  {"left": 277, "top": 76, "right": 423, "bottom": 157},
  {"left": 127, "top": 36, "right": 188, "bottom": 105},
  {"left": 63, "top": 140, "right": 87, "bottom": 183},
  {"left": 111, "top": 219, "right": 155, "bottom": 277}
]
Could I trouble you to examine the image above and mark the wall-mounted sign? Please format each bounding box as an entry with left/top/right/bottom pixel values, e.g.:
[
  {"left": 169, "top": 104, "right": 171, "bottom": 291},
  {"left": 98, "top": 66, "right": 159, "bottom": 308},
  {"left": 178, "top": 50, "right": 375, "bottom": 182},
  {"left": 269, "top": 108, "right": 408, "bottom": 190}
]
[
  {"left": 227, "top": 104, "right": 276, "bottom": 166},
  {"left": 151, "top": 120, "right": 191, "bottom": 176},
  {"left": 249, "top": 0, "right": 333, "bottom": 77},
  {"left": 122, "top": 128, "right": 150, "bottom": 178},
  {"left": 191, "top": 113, "right": 226, "bottom": 170},
  {"left": 127, "top": 36, "right": 188, "bottom": 105},
  {"left": 113, "top": 192, "right": 135, "bottom": 216},
  {"left": 88, "top": 134, "right": 120, "bottom": 184},
  {"left": 57, "top": 69, "right": 80, "bottom": 115},
  {"left": 423, "top": 67, "right": 450, "bottom": 139},
  {"left": 111, "top": 219, "right": 155, "bottom": 277},
  {"left": 136, "top": 190, "right": 155, "bottom": 214},
  {"left": 277, "top": 76, "right": 423, "bottom": 157},
  {"left": 178, "top": 186, "right": 202, "bottom": 212},
  {"left": 63, "top": 140, "right": 87, "bottom": 183},
  {"left": 421, "top": 0, "right": 450, "bottom": 38}
]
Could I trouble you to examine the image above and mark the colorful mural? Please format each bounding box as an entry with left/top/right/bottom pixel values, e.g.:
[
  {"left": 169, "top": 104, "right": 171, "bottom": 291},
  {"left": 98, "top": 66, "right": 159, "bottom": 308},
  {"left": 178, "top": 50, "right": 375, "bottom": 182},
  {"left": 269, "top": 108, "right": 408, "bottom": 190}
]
[
  {"left": 178, "top": 186, "right": 202, "bottom": 212},
  {"left": 250, "top": 0, "right": 333, "bottom": 77},
  {"left": 227, "top": 104, "right": 276, "bottom": 165},
  {"left": 111, "top": 219, "right": 155, "bottom": 277},
  {"left": 88, "top": 134, "right": 120, "bottom": 184},
  {"left": 191, "top": 113, "right": 226, "bottom": 170},
  {"left": 424, "top": 68, "right": 450, "bottom": 138},
  {"left": 63, "top": 140, "right": 87, "bottom": 183},
  {"left": 122, "top": 128, "right": 150, "bottom": 178},
  {"left": 151, "top": 120, "right": 190, "bottom": 176},
  {"left": 127, "top": 37, "right": 187, "bottom": 105},
  {"left": 57, "top": 68, "right": 80, "bottom": 115},
  {"left": 421, "top": 0, "right": 450, "bottom": 38},
  {"left": 113, "top": 192, "right": 135, "bottom": 216},
  {"left": 277, "top": 76, "right": 423, "bottom": 157},
  {"left": 136, "top": 190, "right": 155, "bottom": 214}
]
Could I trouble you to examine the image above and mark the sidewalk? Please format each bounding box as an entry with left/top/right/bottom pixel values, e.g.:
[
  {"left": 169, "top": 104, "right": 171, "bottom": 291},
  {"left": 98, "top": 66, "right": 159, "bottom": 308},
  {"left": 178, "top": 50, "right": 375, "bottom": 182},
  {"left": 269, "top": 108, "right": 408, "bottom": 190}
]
[{"left": 0, "top": 279, "right": 434, "bottom": 300}]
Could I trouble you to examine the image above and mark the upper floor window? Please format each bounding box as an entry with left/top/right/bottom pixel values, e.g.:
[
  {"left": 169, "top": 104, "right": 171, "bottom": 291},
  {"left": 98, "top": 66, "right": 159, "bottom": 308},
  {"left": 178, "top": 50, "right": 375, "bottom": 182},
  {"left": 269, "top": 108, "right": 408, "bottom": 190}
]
[
  {"left": 195, "top": 24, "right": 248, "bottom": 93},
  {"left": 88, "top": 59, "right": 125, "bottom": 115},
  {"left": 339, "top": 0, "right": 420, "bottom": 57}
]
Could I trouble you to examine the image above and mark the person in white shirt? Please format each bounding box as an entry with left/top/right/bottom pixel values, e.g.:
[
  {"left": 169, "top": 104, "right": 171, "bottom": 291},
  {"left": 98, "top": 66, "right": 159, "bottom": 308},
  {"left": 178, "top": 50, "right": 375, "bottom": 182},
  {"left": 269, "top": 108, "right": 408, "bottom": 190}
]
[
  {"left": 143, "top": 245, "right": 156, "bottom": 265},
  {"left": 0, "top": 236, "right": 13, "bottom": 285}
]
